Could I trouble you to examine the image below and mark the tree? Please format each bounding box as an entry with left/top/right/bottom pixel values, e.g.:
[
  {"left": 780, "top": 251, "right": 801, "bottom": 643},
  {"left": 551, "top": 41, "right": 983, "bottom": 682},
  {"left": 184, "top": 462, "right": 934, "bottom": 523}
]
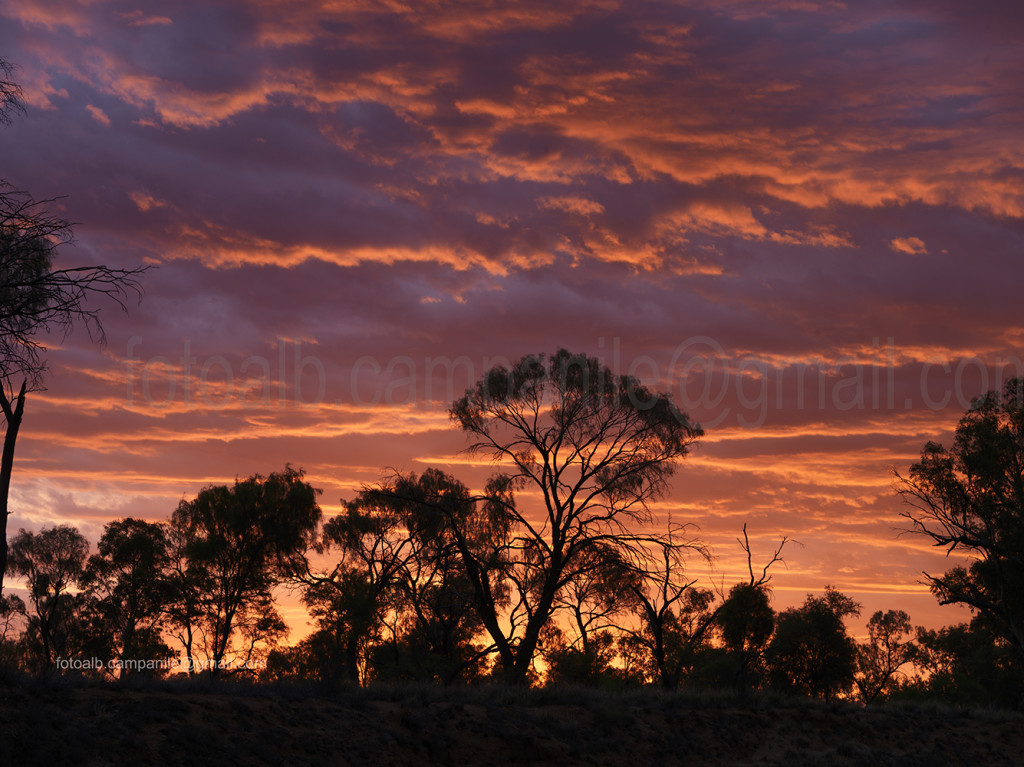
[
  {"left": 5, "top": 524, "right": 90, "bottom": 669},
  {"left": 444, "top": 349, "right": 702, "bottom": 684},
  {"left": 551, "top": 541, "right": 638, "bottom": 658},
  {"left": 854, "top": 609, "right": 914, "bottom": 703},
  {"left": 903, "top": 620, "right": 1023, "bottom": 707},
  {"left": 0, "top": 58, "right": 148, "bottom": 595},
  {"left": 539, "top": 541, "right": 642, "bottom": 687},
  {"left": 895, "top": 378, "right": 1024, "bottom": 666},
  {"left": 0, "top": 58, "right": 24, "bottom": 126},
  {"left": 542, "top": 628, "right": 621, "bottom": 687},
  {"left": 339, "top": 469, "right": 497, "bottom": 685},
  {"left": 715, "top": 526, "right": 789, "bottom": 693},
  {"left": 384, "top": 471, "right": 491, "bottom": 684},
  {"left": 300, "top": 494, "right": 418, "bottom": 685},
  {"left": 80, "top": 518, "right": 175, "bottom": 676},
  {"left": 767, "top": 586, "right": 861, "bottom": 700},
  {"left": 167, "top": 467, "right": 321, "bottom": 676},
  {"left": 717, "top": 584, "right": 774, "bottom": 691},
  {"left": 611, "top": 538, "right": 717, "bottom": 690}
]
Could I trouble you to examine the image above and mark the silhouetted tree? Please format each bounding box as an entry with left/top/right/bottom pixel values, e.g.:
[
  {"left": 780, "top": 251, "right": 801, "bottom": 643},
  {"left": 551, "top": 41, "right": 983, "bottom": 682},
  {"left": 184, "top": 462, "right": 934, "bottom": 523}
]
[
  {"left": 902, "top": 620, "right": 1023, "bottom": 707},
  {"left": 611, "top": 537, "right": 716, "bottom": 690},
  {"left": 549, "top": 541, "right": 639, "bottom": 668},
  {"left": 300, "top": 501, "right": 412, "bottom": 685},
  {"left": 542, "top": 627, "right": 621, "bottom": 687},
  {"left": 351, "top": 469, "right": 498, "bottom": 684},
  {"left": 6, "top": 524, "right": 90, "bottom": 669},
  {"left": 168, "top": 467, "right": 321, "bottom": 676},
  {"left": 715, "top": 526, "right": 789, "bottom": 693},
  {"left": 0, "top": 58, "right": 147, "bottom": 596},
  {"left": 0, "top": 590, "right": 23, "bottom": 666},
  {"left": 767, "top": 586, "right": 861, "bottom": 700},
  {"left": 447, "top": 349, "right": 702, "bottom": 684},
  {"left": 854, "top": 609, "right": 915, "bottom": 703},
  {"left": 385, "top": 475, "right": 491, "bottom": 683},
  {"left": 896, "top": 378, "right": 1024, "bottom": 667},
  {"left": 717, "top": 584, "right": 774, "bottom": 691},
  {"left": 262, "top": 630, "right": 344, "bottom": 684},
  {"left": 0, "top": 59, "right": 24, "bottom": 126},
  {"left": 80, "top": 518, "right": 175, "bottom": 676}
]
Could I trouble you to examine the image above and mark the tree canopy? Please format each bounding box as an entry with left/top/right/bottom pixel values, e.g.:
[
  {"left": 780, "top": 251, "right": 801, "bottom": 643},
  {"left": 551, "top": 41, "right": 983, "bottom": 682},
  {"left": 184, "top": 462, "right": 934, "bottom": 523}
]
[
  {"left": 443, "top": 349, "right": 703, "bottom": 683},
  {"left": 169, "top": 466, "right": 322, "bottom": 675},
  {"left": 896, "top": 378, "right": 1024, "bottom": 664}
]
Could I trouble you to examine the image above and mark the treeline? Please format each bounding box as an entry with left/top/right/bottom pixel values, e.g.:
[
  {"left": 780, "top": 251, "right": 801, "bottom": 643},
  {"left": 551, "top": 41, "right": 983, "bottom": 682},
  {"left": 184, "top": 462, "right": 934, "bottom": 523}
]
[
  {"left": 0, "top": 488, "right": 1018, "bottom": 707},
  {"left": 1, "top": 351, "right": 1022, "bottom": 709}
]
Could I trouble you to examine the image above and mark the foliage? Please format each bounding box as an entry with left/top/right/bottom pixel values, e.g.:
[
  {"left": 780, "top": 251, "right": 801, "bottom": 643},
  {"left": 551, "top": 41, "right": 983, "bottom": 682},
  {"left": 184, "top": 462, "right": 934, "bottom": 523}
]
[
  {"left": 302, "top": 469, "right": 493, "bottom": 685},
  {"left": 712, "top": 525, "right": 789, "bottom": 692},
  {"left": 447, "top": 349, "right": 702, "bottom": 683},
  {"left": 896, "top": 378, "right": 1024, "bottom": 664},
  {"left": 168, "top": 466, "right": 321, "bottom": 675},
  {"left": 854, "top": 609, "right": 914, "bottom": 703},
  {"left": 717, "top": 583, "right": 775, "bottom": 690},
  {"left": 767, "top": 586, "right": 861, "bottom": 700},
  {"left": 80, "top": 518, "right": 175, "bottom": 676},
  {"left": 897, "top": 620, "right": 1024, "bottom": 708},
  {"left": 542, "top": 628, "right": 622, "bottom": 687},
  {"left": 5, "top": 525, "right": 91, "bottom": 669},
  {"left": 613, "top": 540, "right": 718, "bottom": 691}
]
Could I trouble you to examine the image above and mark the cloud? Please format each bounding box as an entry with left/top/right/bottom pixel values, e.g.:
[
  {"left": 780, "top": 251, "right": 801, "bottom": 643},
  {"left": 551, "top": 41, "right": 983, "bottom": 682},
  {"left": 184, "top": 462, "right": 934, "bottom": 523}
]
[
  {"left": 890, "top": 236, "right": 928, "bottom": 255},
  {"left": 0, "top": 0, "right": 1020, "bottom": 630},
  {"left": 118, "top": 10, "right": 173, "bottom": 28},
  {"left": 85, "top": 103, "right": 110, "bottom": 125}
]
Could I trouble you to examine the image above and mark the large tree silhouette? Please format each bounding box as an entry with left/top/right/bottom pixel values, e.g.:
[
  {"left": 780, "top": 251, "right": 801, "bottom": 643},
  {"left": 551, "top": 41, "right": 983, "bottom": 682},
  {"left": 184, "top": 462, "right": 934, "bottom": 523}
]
[
  {"left": 0, "top": 58, "right": 148, "bottom": 595},
  {"left": 168, "top": 467, "right": 321, "bottom": 675},
  {"left": 443, "top": 349, "right": 703, "bottom": 684},
  {"left": 81, "top": 518, "right": 175, "bottom": 676},
  {"left": 896, "top": 378, "right": 1024, "bottom": 666}
]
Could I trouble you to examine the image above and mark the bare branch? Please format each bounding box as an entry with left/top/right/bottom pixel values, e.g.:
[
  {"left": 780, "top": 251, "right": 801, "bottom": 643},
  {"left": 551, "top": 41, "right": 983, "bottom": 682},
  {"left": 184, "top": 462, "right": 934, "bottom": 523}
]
[
  {"left": 737, "top": 523, "right": 794, "bottom": 587},
  {"left": 0, "top": 185, "right": 151, "bottom": 390}
]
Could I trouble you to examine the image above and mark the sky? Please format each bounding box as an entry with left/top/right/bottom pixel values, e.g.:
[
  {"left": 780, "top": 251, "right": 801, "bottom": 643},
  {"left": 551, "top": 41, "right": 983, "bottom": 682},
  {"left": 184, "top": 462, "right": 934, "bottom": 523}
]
[{"left": 2, "top": 0, "right": 1023, "bottom": 638}]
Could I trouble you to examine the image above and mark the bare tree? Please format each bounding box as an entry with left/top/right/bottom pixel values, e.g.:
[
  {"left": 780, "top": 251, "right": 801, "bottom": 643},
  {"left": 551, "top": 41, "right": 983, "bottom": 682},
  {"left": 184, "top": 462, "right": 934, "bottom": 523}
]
[
  {"left": 0, "top": 58, "right": 149, "bottom": 594},
  {"left": 0, "top": 58, "right": 24, "bottom": 126}
]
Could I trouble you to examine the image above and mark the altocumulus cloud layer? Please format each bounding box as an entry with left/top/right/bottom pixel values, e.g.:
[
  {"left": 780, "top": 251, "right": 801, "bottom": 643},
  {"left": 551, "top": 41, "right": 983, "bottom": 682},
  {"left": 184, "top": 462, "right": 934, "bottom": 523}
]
[{"left": 2, "top": 0, "right": 1023, "bottom": 629}]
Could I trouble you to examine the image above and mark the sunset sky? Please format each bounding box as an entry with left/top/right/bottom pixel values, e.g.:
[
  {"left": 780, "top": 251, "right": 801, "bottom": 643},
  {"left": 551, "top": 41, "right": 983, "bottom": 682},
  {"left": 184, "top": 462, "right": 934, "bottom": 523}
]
[{"left": 2, "top": 0, "right": 1022, "bottom": 638}]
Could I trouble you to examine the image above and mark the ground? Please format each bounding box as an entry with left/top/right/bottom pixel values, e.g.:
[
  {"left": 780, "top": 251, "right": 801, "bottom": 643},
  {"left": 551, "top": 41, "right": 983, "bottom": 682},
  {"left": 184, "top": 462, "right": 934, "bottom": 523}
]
[{"left": 1, "top": 679, "right": 1021, "bottom": 766}]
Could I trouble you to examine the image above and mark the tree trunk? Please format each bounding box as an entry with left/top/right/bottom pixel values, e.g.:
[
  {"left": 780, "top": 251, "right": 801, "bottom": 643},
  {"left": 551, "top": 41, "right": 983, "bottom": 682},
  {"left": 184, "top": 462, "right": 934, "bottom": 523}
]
[
  {"left": 345, "top": 636, "right": 360, "bottom": 684},
  {"left": 0, "top": 380, "right": 27, "bottom": 598}
]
